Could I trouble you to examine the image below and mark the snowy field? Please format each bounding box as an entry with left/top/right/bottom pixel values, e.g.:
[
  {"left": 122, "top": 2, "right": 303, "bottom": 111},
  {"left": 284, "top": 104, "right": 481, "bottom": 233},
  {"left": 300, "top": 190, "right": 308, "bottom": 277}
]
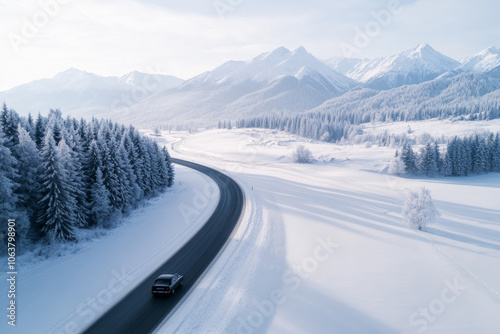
[
  {"left": 0, "top": 166, "right": 219, "bottom": 334},
  {"left": 156, "top": 127, "right": 500, "bottom": 334}
]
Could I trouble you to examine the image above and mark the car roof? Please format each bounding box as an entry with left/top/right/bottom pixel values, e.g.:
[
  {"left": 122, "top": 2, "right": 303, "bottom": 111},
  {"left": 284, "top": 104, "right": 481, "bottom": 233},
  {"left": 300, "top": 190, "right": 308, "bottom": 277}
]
[{"left": 156, "top": 274, "right": 177, "bottom": 279}]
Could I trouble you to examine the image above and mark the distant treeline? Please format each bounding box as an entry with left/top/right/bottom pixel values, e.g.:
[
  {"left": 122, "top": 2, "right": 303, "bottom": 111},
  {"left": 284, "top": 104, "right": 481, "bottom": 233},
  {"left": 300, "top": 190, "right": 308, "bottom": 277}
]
[
  {"left": 1, "top": 104, "right": 174, "bottom": 246},
  {"left": 393, "top": 133, "right": 500, "bottom": 177},
  {"left": 230, "top": 107, "right": 499, "bottom": 145},
  {"left": 223, "top": 75, "right": 500, "bottom": 144}
]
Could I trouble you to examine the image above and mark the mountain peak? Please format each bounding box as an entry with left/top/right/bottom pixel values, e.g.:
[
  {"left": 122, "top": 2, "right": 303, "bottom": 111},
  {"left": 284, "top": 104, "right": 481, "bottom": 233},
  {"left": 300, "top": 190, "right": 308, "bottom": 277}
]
[
  {"left": 408, "top": 43, "right": 438, "bottom": 57},
  {"left": 57, "top": 68, "right": 87, "bottom": 76},
  {"left": 459, "top": 46, "right": 500, "bottom": 73},
  {"left": 53, "top": 68, "right": 93, "bottom": 81},
  {"left": 415, "top": 43, "right": 432, "bottom": 51},
  {"left": 267, "top": 46, "right": 291, "bottom": 58},
  {"left": 292, "top": 46, "right": 308, "bottom": 55},
  {"left": 120, "top": 71, "right": 143, "bottom": 85},
  {"left": 483, "top": 46, "right": 499, "bottom": 54}
]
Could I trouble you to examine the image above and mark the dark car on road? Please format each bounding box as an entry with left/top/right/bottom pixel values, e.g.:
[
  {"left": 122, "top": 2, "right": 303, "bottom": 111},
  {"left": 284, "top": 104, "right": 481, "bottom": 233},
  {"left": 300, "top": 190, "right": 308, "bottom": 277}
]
[{"left": 151, "top": 273, "right": 183, "bottom": 297}]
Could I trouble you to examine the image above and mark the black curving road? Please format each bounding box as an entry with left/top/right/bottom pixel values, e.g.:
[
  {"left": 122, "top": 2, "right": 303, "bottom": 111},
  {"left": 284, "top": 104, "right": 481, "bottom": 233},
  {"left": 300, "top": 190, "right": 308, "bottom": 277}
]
[{"left": 83, "top": 158, "right": 244, "bottom": 334}]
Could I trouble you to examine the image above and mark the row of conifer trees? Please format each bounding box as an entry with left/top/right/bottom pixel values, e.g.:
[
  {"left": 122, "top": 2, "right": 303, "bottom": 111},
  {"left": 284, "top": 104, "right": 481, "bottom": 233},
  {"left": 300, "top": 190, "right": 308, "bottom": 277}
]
[
  {"left": 392, "top": 133, "right": 500, "bottom": 177},
  {"left": 1, "top": 104, "right": 174, "bottom": 243}
]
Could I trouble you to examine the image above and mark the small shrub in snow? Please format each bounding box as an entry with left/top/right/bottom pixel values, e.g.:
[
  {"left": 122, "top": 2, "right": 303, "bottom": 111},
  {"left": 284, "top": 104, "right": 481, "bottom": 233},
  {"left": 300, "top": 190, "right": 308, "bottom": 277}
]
[
  {"left": 417, "top": 132, "right": 432, "bottom": 145},
  {"left": 293, "top": 145, "right": 312, "bottom": 163},
  {"left": 402, "top": 187, "right": 438, "bottom": 231}
]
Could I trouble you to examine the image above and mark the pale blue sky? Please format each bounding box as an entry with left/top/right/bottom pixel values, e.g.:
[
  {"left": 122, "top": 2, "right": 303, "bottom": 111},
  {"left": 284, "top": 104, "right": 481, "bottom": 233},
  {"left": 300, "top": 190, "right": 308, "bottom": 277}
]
[{"left": 0, "top": 0, "right": 498, "bottom": 90}]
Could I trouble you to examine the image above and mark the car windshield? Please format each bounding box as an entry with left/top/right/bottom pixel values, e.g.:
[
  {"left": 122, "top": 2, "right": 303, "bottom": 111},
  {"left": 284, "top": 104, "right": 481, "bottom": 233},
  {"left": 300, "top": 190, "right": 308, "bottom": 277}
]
[{"left": 155, "top": 279, "right": 171, "bottom": 285}]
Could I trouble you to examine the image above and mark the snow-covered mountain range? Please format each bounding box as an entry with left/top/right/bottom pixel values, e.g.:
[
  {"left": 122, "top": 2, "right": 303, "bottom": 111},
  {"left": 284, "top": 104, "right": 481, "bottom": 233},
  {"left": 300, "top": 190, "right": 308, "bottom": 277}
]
[
  {"left": 331, "top": 44, "right": 461, "bottom": 90},
  {"left": 1, "top": 44, "right": 500, "bottom": 127},
  {"left": 0, "top": 69, "right": 184, "bottom": 118},
  {"left": 113, "top": 46, "right": 358, "bottom": 127}
]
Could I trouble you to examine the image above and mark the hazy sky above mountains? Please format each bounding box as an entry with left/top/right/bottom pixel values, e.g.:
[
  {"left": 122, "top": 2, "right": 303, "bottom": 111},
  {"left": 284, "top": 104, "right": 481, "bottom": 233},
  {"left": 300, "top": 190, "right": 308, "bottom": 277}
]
[{"left": 0, "top": 0, "right": 499, "bottom": 90}]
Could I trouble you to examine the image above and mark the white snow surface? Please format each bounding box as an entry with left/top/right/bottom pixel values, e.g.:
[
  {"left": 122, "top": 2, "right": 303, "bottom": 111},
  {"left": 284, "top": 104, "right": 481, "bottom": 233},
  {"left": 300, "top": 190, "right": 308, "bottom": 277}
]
[
  {"left": 157, "top": 127, "right": 500, "bottom": 334},
  {"left": 0, "top": 166, "right": 219, "bottom": 334}
]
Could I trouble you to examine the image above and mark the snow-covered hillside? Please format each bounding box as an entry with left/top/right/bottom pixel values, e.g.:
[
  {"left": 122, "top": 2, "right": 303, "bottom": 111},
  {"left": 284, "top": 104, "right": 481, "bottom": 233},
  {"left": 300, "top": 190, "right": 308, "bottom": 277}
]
[
  {"left": 157, "top": 127, "right": 500, "bottom": 334},
  {"left": 308, "top": 72, "right": 500, "bottom": 122},
  {"left": 342, "top": 44, "right": 461, "bottom": 90},
  {"left": 113, "top": 46, "right": 358, "bottom": 127},
  {"left": 0, "top": 69, "right": 183, "bottom": 118}
]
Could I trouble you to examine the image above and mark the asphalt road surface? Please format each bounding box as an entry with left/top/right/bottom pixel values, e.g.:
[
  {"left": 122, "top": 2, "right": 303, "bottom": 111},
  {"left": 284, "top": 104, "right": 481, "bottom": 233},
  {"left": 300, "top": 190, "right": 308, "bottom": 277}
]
[{"left": 83, "top": 158, "right": 244, "bottom": 334}]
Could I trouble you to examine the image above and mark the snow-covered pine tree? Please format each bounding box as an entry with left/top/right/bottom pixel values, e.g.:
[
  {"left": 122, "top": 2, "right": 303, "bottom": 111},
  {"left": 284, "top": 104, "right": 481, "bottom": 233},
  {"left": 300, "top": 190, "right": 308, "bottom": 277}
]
[
  {"left": 37, "top": 130, "right": 76, "bottom": 241},
  {"left": 78, "top": 119, "right": 90, "bottom": 150},
  {"left": 144, "top": 140, "right": 162, "bottom": 192},
  {"left": 138, "top": 137, "right": 154, "bottom": 196},
  {"left": 462, "top": 138, "right": 472, "bottom": 176},
  {"left": 52, "top": 120, "right": 62, "bottom": 146},
  {"left": 86, "top": 139, "right": 101, "bottom": 183},
  {"left": 117, "top": 141, "right": 140, "bottom": 210},
  {"left": 472, "top": 135, "right": 487, "bottom": 174},
  {"left": 401, "top": 143, "right": 417, "bottom": 174},
  {"left": 485, "top": 133, "right": 495, "bottom": 172},
  {"left": 15, "top": 126, "right": 42, "bottom": 221},
  {"left": 419, "top": 142, "right": 438, "bottom": 176},
  {"left": 443, "top": 146, "right": 453, "bottom": 177},
  {"left": 63, "top": 127, "right": 90, "bottom": 227},
  {"left": 89, "top": 167, "right": 112, "bottom": 226},
  {"left": 0, "top": 128, "right": 30, "bottom": 248},
  {"left": 98, "top": 130, "right": 120, "bottom": 210},
  {"left": 122, "top": 130, "right": 145, "bottom": 197},
  {"left": 492, "top": 133, "right": 500, "bottom": 172},
  {"left": 0, "top": 104, "right": 19, "bottom": 148},
  {"left": 0, "top": 103, "right": 8, "bottom": 131},
  {"left": 454, "top": 138, "right": 466, "bottom": 176},
  {"left": 26, "top": 113, "right": 35, "bottom": 139},
  {"left": 108, "top": 137, "right": 128, "bottom": 210},
  {"left": 445, "top": 137, "right": 457, "bottom": 176},
  {"left": 56, "top": 137, "right": 79, "bottom": 222},
  {"left": 162, "top": 146, "right": 175, "bottom": 187},
  {"left": 85, "top": 139, "right": 110, "bottom": 225},
  {"left": 0, "top": 128, "right": 20, "bottom": 221},
  {"left": 434, "top": 142, "right": 442, "bottom": 173},
  {"left": 34, "top": 113, "right": 46, "bottom": 149},
  {"left": 152, "top": 143, "right": 168, "bottom": 190}
]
